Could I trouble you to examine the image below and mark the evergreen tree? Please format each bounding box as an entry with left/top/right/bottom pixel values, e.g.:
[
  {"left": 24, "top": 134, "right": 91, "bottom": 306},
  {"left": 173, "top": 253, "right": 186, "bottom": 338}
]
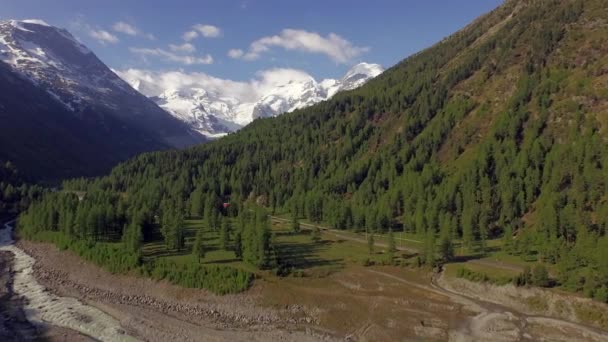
[
  {"left": 424, "top": 230, "right": 436, "bottom": 267},
  {"left": 439, "top": 235, "right": 455, "bottom": 262},
  {"left": 192, "top": 227, "right": 205, "bottom": 263},
  {"left": 387, "top": 228, "right": 397, "bottom": 264},
  {"left": 123, "top": 219, "right": 143, "bottom": 256},
  {"left": 532, "top": 264, "right": 550, "bottom": 287},
  {"left": 502, "top": 224, "right": 514, "bottom": 254},
  {"left": 311, "top": 225, "right": 321, "bottom": 242},
  {"left": 220, "top": 217, "right": 231, "bottom": 250},
  {"left": 189, "top": 187, "right": 203, "bottom": 217},
  {"left": 234, "top": 229, "right": 243, "bottom": 259},
  {"left": 291, "top": 215, "right": 301, "bottom": 234},
  {"left": 173, "top": 211, "right": 185, "bottom": 251}
]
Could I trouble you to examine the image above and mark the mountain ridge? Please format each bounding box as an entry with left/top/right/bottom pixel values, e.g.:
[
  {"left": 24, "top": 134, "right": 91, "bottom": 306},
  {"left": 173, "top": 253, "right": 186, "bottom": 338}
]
[
  {"left": 120, "top": 63, "right": 383, "bottom": 137},
  {"left": 0, "top": 19, "right": 205, "bottom": 179}
]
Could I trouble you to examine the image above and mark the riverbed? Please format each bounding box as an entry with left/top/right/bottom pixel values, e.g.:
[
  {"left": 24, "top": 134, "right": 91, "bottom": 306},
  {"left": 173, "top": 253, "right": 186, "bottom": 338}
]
[{"left": 0, "top": 221, "right": 138, "bottom": 341}]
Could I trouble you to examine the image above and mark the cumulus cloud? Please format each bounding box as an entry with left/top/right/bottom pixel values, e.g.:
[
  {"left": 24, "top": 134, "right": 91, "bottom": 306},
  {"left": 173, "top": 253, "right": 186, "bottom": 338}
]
[
  {"left": 169, "top": 43, "right": 196, "bottom": 53},
  {"left": 114, "top": 67, "right": 316, "bottom": 103},
  {"left": 227, "top": 48, "right": 244, "bottom": 58},
  {"left": 112, "top": 21, "right": 137, "bottom": 36},
  {"left": 182, "top": 30, "right": 198, "bottom": 42},
  {"left": 89, "top": 29, "right": 119, "bottom": 44},
  {"left": 129, "top": 47, "right": 213, "bottom": 65},
  {"left": 112, "top": 21, "right": 155, "bottom": 40},
  {"left": 182, "top": 24, "right": 221, "bottom": 41},
  {"left": 234, "top": 29, "right": 368, "bottom": 63},
  {"left": 193, "top": 24, "right": 221, "bottom": 38}
]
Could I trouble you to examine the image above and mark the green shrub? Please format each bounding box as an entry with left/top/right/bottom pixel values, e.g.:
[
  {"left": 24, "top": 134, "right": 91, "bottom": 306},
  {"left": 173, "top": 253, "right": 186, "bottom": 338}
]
[
  {"left": 456, "top": 266, "right": 512, "bottom": 285},
  {"left": 150, "top": 259, "right": 252, "bottom": 295},
  {"left": 28, "top": 231, "right": 252, "bottom": 295}
]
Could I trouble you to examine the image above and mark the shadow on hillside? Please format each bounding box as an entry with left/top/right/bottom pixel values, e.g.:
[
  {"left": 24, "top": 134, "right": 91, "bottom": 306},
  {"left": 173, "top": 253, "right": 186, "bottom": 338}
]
[
  {"left": 276, "top": 238, "right": 343, "bottom": 271},
  {"left": 143, "top": 244, "right": 191, "bottom": 259},
  {"left": 450, "top": 245, "right": 503, "bottom": 263}
]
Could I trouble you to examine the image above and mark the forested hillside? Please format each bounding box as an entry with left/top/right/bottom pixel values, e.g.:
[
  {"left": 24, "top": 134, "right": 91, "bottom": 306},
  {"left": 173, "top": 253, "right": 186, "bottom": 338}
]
[
  {"left": 19, "top": 0, "right": 608, "bottom": 299},
  {"left": 0, "top": 162, "right": 42, "bottom": 220}
]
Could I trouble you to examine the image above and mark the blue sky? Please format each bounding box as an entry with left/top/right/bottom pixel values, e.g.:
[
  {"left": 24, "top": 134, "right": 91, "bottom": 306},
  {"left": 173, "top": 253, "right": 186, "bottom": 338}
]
[{"left": 2, "top": 0, "right": 503, "bottom": 81}]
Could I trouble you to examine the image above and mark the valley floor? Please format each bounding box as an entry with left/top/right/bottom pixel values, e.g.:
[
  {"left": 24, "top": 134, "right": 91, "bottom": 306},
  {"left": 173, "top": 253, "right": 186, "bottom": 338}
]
[{"left": 12, "top": 236, "right": 608, "bottom": 342}]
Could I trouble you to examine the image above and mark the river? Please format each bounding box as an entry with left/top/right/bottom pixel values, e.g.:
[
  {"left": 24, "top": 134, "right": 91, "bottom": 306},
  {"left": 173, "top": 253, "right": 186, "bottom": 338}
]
[{"left": 0, "top": 220, "right": 138, "bottom": 341}]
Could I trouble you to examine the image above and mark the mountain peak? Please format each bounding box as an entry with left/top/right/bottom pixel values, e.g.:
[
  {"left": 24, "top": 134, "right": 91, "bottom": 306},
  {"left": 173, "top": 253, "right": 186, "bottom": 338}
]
[
  {"left": 0, "top": 19, "right": 204, "bottom": 149},
  {"left": 125, "top": 64, "right": 384, "bottom": 137},
  {"left": 340, "top": 63, "right": 384, "bottom": 90},
  {"left": 345, "top": 62, "right": 384, "bottom": 77}
]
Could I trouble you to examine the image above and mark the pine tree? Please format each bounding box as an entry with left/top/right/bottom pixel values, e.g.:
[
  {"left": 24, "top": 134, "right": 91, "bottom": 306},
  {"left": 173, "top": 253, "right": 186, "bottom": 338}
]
[
  {"left": 424, "top": 230, "right": 436, "bottom": 267},
  {"left": 234, "top": 229, "right": 243, "bottom": 259},
  {"left": 189, "top": 187, "right": 203, "bottom": 217},
  {"left": 439, "top": 235, "right": 454, "bottom": 262},
  {"left": 387, "top": 228, "right": 397, "bottom": 263},
  {"left": 173, "top": 212, "right": 185, "bottom": 251},
  {"left": 368, "top": 233, "right": 375, "bottom": 255},
  {"left": 532, "top": 264, "right": 549, "bottom": 287},
  {"left": 220, "top": 217, "right": 231, "bottom": 250},
  {"left": 503, "top": 224, "right": 514, "bottom": 254},
  {"left": 291, "top": 215, "right": 301, "bottom": 234},
  {"left": 311, "top": 225, "right": 321, "bottom": 242},
  {"left": 123, "top": 220, "right": 142, "bottom": 255},
  {"left": 192, "top": 227, "right": 205, "bottom": 263}
]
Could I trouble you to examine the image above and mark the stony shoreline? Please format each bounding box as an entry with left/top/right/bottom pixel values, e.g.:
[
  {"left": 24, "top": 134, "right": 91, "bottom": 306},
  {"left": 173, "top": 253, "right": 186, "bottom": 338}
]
[
  {"left": 0, "top": 250, "right": 93, "bottom": 341},
  {"left": 16, "top": 239, "right": 333, "bottom": 342}
]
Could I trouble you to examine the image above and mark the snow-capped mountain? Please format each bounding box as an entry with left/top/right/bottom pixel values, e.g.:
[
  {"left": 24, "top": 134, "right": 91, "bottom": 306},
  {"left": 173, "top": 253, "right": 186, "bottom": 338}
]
[
  {"left": 0, "top": 19, "right": 204, "bottom": 148},
  {"left": 152, "top": 88, "right": 251, "bottom": 138},
  {"left": 0, "top": 19, "right": 204, "bottom": 179},
  {"left": 121, "top": 63, "right": 383, "bottom": 138},
  {"left": 252, "top": 63, "right": 383, "bottom": 121}
]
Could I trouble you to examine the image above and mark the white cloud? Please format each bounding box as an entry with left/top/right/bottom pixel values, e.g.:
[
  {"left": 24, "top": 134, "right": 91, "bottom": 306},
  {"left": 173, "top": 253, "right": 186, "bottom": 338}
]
[
  {"left": 130, "top": 47, "right": 213, "bottom": 65},
  {"left": 112, "top": 21, "right": 138, "bottom": 36},
  {"left": 169, "top": 43, "right": 196, "bottom": 53},
  {"left": 227, "top": 48, "right": 244, "bottom": 58},
  {"left": 182, "top": 30, "right": 198, "bottom": 41},
  {"left": 251, "top": 68, "right": 314, "bottom": 94},
  {"left": 112, "top": 21, "right": 155, "bottom": 40},
  {"left": 183, "top": 24, "right": 221, "bottom": 41},
  {"left": 236, "top": 29, "right": 368, "bottom": 63},
  {"left": 115, "top": 67, "right": 315, "bottom": 103},
  {"left": 89, "top": 29, "right": 119, "bottom": 44},
  {"left": 193, "top": 24, "right": 221, "bottom": 38}
]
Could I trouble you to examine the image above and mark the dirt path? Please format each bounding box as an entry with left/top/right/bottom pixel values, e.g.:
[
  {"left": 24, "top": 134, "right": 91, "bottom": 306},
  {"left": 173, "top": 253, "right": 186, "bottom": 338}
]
[
  {"left": 270, "top": 216, "right": 420, "bottom": 253},
  {"left": 367, "top": 267, "right": 608, "bottom": 341},
  {"left": 432, "top": 271, "right": 608, "bottom": 340},
  {"left": 333, "top": 267, "right": 608, "bottom": 341}
]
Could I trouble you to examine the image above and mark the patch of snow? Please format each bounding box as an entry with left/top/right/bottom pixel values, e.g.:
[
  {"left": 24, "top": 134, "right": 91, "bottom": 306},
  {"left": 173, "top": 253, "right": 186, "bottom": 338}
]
[
  {"left": 20, "top": 19, "right": 51, "bottom": 27},
  {"left": 8, "top": 20, "right": 34, "bottom": 32}
]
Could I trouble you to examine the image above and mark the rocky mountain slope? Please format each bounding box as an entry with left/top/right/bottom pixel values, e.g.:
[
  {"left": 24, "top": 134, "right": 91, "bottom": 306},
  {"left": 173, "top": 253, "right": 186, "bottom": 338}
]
[{"left": 0, "top": 19, "right": 205, "bottom": 179}]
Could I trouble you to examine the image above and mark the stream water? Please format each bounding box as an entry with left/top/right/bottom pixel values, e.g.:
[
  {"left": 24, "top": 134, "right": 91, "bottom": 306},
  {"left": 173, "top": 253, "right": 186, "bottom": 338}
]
[{"left": 0, "top": 220, "right": 138, "bottom": 341}]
